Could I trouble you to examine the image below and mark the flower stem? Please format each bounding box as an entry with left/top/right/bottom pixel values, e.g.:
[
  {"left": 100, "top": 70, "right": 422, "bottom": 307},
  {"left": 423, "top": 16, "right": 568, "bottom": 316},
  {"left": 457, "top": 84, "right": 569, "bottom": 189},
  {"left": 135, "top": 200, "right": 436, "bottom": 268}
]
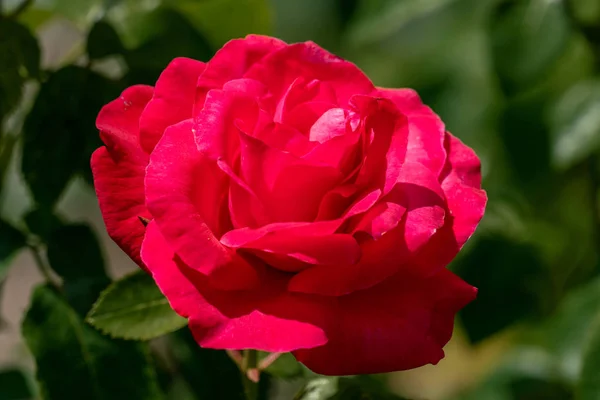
[
  {"left": 241, "top": 349, "right": 259, "bottom": 400},
  {"left": 28, "top": 244, "right": 60, "bottom": 290}
]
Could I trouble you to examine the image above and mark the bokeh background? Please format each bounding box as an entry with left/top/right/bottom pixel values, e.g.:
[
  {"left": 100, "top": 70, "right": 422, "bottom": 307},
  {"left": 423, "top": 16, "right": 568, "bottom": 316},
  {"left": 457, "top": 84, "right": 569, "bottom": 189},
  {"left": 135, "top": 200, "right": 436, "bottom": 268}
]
[{"left": 1, "top": 0, "right": 600, "bottom": 399}]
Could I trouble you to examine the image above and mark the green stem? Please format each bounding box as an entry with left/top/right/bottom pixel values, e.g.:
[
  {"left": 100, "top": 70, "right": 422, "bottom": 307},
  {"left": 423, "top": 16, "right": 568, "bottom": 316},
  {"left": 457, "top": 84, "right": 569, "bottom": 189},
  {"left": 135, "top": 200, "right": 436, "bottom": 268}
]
[
  {"left": 28, "top": 244, "right": 60, "bottom": 290},
  {"left": 241, "top": 349, "right": 258, "bottom": 400}
]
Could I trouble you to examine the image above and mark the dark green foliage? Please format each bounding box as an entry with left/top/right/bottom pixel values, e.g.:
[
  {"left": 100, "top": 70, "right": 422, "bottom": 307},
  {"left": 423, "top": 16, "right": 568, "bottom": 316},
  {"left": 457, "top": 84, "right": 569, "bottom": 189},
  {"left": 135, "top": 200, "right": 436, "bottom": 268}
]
[
  {"left": 168, "top": 329, "right": 247, "bottom": 400},
  {"left": 0, "top": 19, "right": 40, "bottom": 121},
  {"left": 87, "top": 20, "right": 126, "bottom": 60},
  {"left": 21, "top": 67, "right": 122, "bottom": 207},
  {"left": 46, "top": 224, "right": 110, "bottom": 316},
  {"left": 124, "top": 8, "right": 214, "bottom": 85},
  {"left": 22, "top": 285, "right": 164, "bottom": 400}
]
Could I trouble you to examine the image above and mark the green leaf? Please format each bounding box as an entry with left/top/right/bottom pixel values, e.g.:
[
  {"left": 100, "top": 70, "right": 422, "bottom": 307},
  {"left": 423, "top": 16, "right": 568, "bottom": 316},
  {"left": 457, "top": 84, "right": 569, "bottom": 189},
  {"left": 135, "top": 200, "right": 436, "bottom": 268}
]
[
  {"left": 46, "top": 224, "right": 110, "bottom": 316},
  {"left": 489, "top": 0, "right": 571, "bottom": 95},
  {"left": 22, "top": 66, "right": 122, "bottom": 206},
  {"left": 87, "top": 20, "right": 126, "bottom": 60},
  {"left": 549, "top": 79, "right": 600, "bottom": 170},
  {"left": 24, "top": 208, "right": 63, "bottom": 241},
  {"left": 166, "top": 0, "right": 273, "bottom": 48},
  {"left": 168, "top": 329, "right": 246, "bottom": 400},
  {"left": 578, "top": 312, "right": 600, "bottom": 399},
  {"left": 22, "top": 285, "right": 164, "bottom": 400},
  {"left": 123, "top": 8, "right": 214, "bottom": 85},
  {"left": 0, "top": 19, "right": 40, "bottom": 121},
  {"left": 0, "top": 369, "right": 34, "bottom": 400},
  {"left": 296, "top": 377, "right": 339, "bottom": 400},
  {"left": 87, "top": 271, "right": 187, "bottom": 340},
  {"left": 0, "top": 219, "right": 27, "bottom": 280}
]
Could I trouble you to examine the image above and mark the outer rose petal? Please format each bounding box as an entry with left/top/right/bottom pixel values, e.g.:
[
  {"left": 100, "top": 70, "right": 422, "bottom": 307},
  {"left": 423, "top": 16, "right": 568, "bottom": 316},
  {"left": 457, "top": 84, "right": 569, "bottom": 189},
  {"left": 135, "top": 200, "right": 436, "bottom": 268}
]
[
  {"left": 194, "top": 35, "right": 286, "bottom": 115},
  {"left": 440, "top": 133, "right": 486, "bottom": 246},
  {"left": 139, "top": 57, "right": 205, "bottom": 154},
  {"left": 377, "top": 88, "right": 447, "bottom": 176},
  {"left": 145, "top": 119, "right": 259, "bottom": 290},
  {"left": 92, "top": 85, "right": 153, "bottom": 269},
  {"left": 293, "top": 268, "right": 477, "bottom": 375},
  {"left": 245, "top": 41, "right": 374, "bottom": 107},
  {"left": 141, "top": 221, "right": 328, "bottom": 351},
  {"left": 414, "top": 133, "right": 487, "bottom": 273}
]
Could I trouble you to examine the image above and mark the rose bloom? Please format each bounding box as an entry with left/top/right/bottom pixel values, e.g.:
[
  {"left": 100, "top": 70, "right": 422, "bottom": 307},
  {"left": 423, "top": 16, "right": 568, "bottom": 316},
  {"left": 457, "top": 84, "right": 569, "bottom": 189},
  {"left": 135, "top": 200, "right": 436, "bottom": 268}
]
[{"left": 91, "top": 35, "right": 486, "bottom": 375}]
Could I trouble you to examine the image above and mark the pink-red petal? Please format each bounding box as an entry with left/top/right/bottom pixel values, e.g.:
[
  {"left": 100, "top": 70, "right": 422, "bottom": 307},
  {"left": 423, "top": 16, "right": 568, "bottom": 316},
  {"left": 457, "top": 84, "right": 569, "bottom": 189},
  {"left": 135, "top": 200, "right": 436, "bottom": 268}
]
[
  {"left": 293, "top": 268, "right": 477, "bottom": 375},
  {"left": 139, "top": 57, "right": 205, "bottom": 154},
  {"left": 145, "top": 119, "right": 259, "bottom": 290},
  {"left": 378, "top": 87, "right": 446, "bottom": 176},
  {"left": 195, "top": 35, "right": 286, "bottom": 115},
  {"left": 141, "top": 221, "right": 329, "bottom": 351},
  {"left": 92, "top": 85, "right": 153, "bottom": 270},
  {"left": 413, "top": 133, "right": 487, "bottom": 274},
  {"left": 245, "top": 41, "right": 374, "bottom": 107},
  {"left": 238, "top": 132, "right": 343, "bottom": 222}
]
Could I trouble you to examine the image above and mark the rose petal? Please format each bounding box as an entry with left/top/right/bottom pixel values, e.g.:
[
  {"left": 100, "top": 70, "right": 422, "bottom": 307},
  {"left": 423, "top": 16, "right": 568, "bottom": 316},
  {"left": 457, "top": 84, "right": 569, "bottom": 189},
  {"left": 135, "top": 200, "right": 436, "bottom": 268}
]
[
  {"left": 413, "top": 133, "right": 487, "bottom": 274},
  {"left": 351, "top": 95, "right": 409, "bottom": 195},
  {"left": 293, "top": 268, "right": 477, "bottom": 375},
  {"left": 139, "top": 57, "right": 205, "bottom": 154},
  {"left": 220, "top": 189, "right": 381, "bottom": 271},
  {"left": 441, "top": 133, "right": 486, "bottom": 247},
  {"left": 351, "top": 202, "right": 407, "bottom": 239},
  {"left": 145, "top": 119, "right": 259, "bottom": 290},
  {"left": 92, "top": 85, "right": 153, "bottom": 270},
  {"left": 284, "top": 101, "right": 338, "bottom": 135},
  {"left": 194, "top": 89, "right": 260, "bottom": 163},
  {"left": 392, "top": 161, "right": 446, "bottom": 252},
  {"left": 141, "top": 221, "right": 329, "bottom": 351},
  {"left": 254, "top": 122, "right": 316, "bottom": 157},
  {"left": 378, "top": 88, "right": 446, "bottom": 176},
  {"left": 374, "top": 88, "right": 423, "bottom": 113},
  {"left": 222, "top": 221, "right": 361, "bottom": 270},
  {"left": 245, "top": 41, "right": 374, "bottom": 107},
  {"left": 238, "top": 131, "right": 343, "bottom": 222},
  {"left": 288, "top": 224, "right": 409, "bottom": 296},
  {"left": 216, "top": 158, "right": 269, "bottom": 229},
  {"left": 195, "top": 35, "right": 286, "bottom": 115}
]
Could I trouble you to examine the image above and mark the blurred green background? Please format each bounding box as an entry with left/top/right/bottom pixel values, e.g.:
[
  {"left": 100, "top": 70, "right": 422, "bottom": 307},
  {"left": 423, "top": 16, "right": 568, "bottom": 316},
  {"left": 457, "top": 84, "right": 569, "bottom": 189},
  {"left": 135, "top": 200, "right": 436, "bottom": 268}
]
[{"left": 1, "top": 0, "right": 600, "bottom": 399}]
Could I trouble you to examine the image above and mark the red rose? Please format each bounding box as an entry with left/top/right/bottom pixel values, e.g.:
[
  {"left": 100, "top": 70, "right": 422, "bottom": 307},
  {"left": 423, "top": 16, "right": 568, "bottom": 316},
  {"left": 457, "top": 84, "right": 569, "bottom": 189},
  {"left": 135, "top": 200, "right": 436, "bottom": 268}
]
[{"left": 91, "top": 35, "right": 486, "bottom": 375}]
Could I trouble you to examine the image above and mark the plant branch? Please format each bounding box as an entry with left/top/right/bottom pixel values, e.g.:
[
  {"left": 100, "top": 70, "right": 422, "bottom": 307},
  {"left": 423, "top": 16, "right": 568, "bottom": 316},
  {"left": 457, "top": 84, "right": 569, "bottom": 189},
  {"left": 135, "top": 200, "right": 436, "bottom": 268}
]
[
  {"left": 241, "top": 349, "right": 259, "bottom": 400},
  {"left": 28, "top": 243, "right": 60, "bottom": 290}
]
